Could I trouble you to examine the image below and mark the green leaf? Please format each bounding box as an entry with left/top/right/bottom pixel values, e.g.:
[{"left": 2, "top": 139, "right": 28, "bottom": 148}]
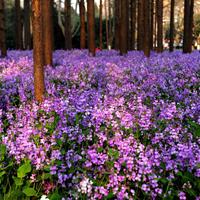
[
  {"left": 23, "top": 187, "right": 37, "bottom": 197},
  {"left": 108, "top": 148, "right": 119, "bottom": 160},
  {"left": 17, "top": 161, "right": 31, "bottom": 178},
  {"left": 50, "top": 192, "right": 61, "bottom": 200},
  {"left": 0, "top": 171, "right": 5, "bottom": 177},
  {"left": 13, "top": 176, "right": 23, "bottom": 186},
  {"left": 105, "top": 192, "right": 115, "bottom": 199}
]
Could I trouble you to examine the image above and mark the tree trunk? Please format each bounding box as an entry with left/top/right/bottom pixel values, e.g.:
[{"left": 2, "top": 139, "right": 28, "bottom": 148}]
[
  {"left": 24, "top": 0, "right": 31, "bottom": 49},
  {"left": 143, "top": 0, "right": 150, "bottom": 57},
  {"left": 183, "top": 0, "right": 194, "bottom": 53},
  {"left": 99, "top": 0, "right": 103, "bottom": 49},
  {"left": 80, "top": 0, "right": 86, "bottom": 49},
  {"left": 65, "top": 0, "right": 72, "bottom": 50},
  {"left": 169, "top": 0, "right": 174, "bottom": 52},
  {"left": 42, "top": 0, "right": 53, "bottom": 66},
  {"left": 130, "top": 0, "right": 136, "bottom": 50},
  {"left": 137, "top": 0, "right": 144, "bottom": 50},
  {"left": 105, "top": 0, "right": 109, "bottom": 49},
  {"left": 149, "top": 0, "right": 154, "bottom": 50},
  {"left": 119, "top": 0, "right": 128, "bottom": 55},
  {"left": 0, "top": 0, "right": 7, "bottom": 57},
  {"left": 114, "top": 0, "right": 120, "bottom": 50},
  {"left": 108, "top": 0, "right": 112, "bottom": 48},
  {"left": 156, "top": 0, "right": 163, "bottom": 53},
  {"left": 87, "top": 0, "right": 95, "bottom": 56},
  {"left": 32, "top": 0, "right": 45, "bottom": 102},
  {"left": 15, "top": 0, "right": 23, "bottom": 49}
]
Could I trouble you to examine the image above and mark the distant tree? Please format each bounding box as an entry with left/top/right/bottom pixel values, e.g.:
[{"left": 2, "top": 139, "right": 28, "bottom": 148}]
[
  {"left": 183, "top": 0, "right": 194, "bottom": 53},
  {"left": 0, "top": 0, "right": 7, "bottom": 57},
  {"left": 79, "top": 0, "right": 86, "bottom": 49},
  {"left": 65, "top": 0, "right": 72, "bottom": 49},
  {"left": 99, "top": 0, "right": 103, "bottom": 49},
  {"left": 120, "top": 0, "right": 128, "bottom": 55},
  {"left": 114, "top": 0, "right": 120, "bottom": 50},
  {"left": 156, "top": 0, "right": 163, "bottom": 52},
  {"left": 24, "top": 0, "right": 31, "bottom": 49},
  {"left": 42, "top": 0, "right": 53, "bottom": 65},
  {"left": 15, "top": 0, "right": 23, "bottom": 49},
  {"left": 169, "top": 0, "right": 175, "bottom": 52},
  {"left": 150, "top": 0, "right": 154, "bottom": 50},
  {"left": 32, "top": 0, "right": 45, "bottom": 102},
  {"left": 105, "top": 0, "right": 109, "bottom": 48},
  {"left": 137, "top": 0, "right": 144, "bottom": 50},
  {"left": 87, "top": 0, "right": 96, "bottom": 56},
  {"left": 130, "top": 0, "right": 136, "bottom": 50}
]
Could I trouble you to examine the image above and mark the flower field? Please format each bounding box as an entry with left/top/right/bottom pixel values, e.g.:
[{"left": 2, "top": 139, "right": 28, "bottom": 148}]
[{"left": 0, "top": 50, "right": 200, "bottom": 200}]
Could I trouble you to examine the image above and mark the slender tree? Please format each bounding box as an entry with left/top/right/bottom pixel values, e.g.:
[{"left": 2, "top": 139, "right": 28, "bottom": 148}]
[
  {"left": 15, "top": 0, "right": 23, "bottom": 49},
  {"left": 0, "top": 0, "right": 7, "bottom": 57},
  {"left": 105, "top": 0, "right": 109, "bottom": 48},
  {"left": 183, "top": 0, "right": 194, "bottom": 53},
  {"left": 32, "top": 0, "right": 45, "bottom": 102},
  {"left": 108, "top": 0, "right": 112, "bottom": 48},
  {"left": 143, "top": 0, "right": 150, "bottom": 57},
  {"left": 130, "top": 0, "right": 136, "bottom": 50},
  {"left": 137, "top": 0, "right": 144, "bottom": 50},
  {"left": 156, "top": 0, "right": 163, "bottom": 53},
  {"left": 65, "top": 0, "right": 72, "bottom": 50},
  {"left": 99, "top": 0, "right": 103, "bottom": 49},
  {"left": 87, "top": 0, "right": 95, "bottom": 56},
  {"left": 42, "top": 0, "right": 53, "bottom": 65},
  {"left": 169, "top": 0, "right": 175, "bottom": 52},
  {"left": 120, "top": 0, "right": 128, "bottom": 55},
  {"left": 114, "top": 0, "right": 120, "bottom": 50},
  {"left": 150, "top": 0, "right": 154, "bottom": 50},
  {"left": 24, "top": 0, "right": 31, "bottom": 49},
  {"left": 80, "top": 0, "right": 86, "bottom": 49}
]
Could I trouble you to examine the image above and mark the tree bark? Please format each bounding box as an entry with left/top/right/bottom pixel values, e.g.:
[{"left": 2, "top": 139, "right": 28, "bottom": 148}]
[
  {"left": 32, "top": 0, "right": 45, "bottom": 102},
  {"left": 105, "top": 0, "right": 109, "bottom": 49},
  {"left": 99, "top": 0, "right": 103, "bottom": 49},
  {"left": 0, "top": 0, "right": 7, "bottom": 57},
  {"left": 87, "top": 0, "right": 95, "bottom": 56},
  {"left": 24, "top": 0, "right": 31, "bottom": 49},
  {"left": 120, "top": 0, "right": 128, "bottom": 55},
  {"left": 169, "top": 0, "right": 174, "bottom": 52},
  {"left": 42, "top": 0, "right": 53, "bottom": 66},
  {"left": 80, "top": 0, "right": 86, "bottom": 49},
  {"left": 130, "top": 0, "right": 136, "bottom": 50},
  {"left": 137, "top": 0, "right": 144, "bottom": 50},
  {"left": 149, "top": 0, "right": 154, "bottom": 50},
  {"left": 108, "top": 0, "right": 112, "bottom": 48},
  {"left": 114, "top": 0, "right": 120, "bottom": 50},
  {"left": 65, "top": 0, "right": 72, "bottom": 50},
  {"left": 15, "top": 0, "right": 23, "bottom": 49},
  {"left": 156, "top": 0, "right": 163, "bottom": 53},
  {"left": 183, "top": 0, "right": 194, "bottom": 53},
  {"left": 143, "top": 0, "right": 150, "bottom": 57}
]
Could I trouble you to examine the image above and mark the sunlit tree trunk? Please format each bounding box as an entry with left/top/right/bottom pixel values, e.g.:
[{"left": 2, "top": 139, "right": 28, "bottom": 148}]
[
  {"left": 87, "top": 0, "right": 95, "bottom": 56},
  {"left": 32, "top": 0, "right": 45, "bottom": 102},
  {"left": 0, "top": 0, "right": 7, "bottom": 57},
  {"left": 15, "top": 0, "right": 23, "bottom": 49},
  {"left": 156, "top": 0, "right": 163, "bottom": 53},
  {"left": 131, "top": 0, "right": 136, "bottom": 50},
  {"left": 80, "top": 0, "right": 86, "bottom": 49},
  {"left": 65, "top": 0, "right": 72, "bottom": 49},
  {"left": 42, "top": 0, "right": 53, "bottom": 65},
  {"left": 120, "top": 0, "right": 128, "bottom": 55},
  {"left": 99, "top": 0, "right": 103, "bottom": 49},
  {"left": 183, "top": 0, "right": 194, "bottom": 53},
  {"left": 114, "top": 0, "right": 120, "bottom": 50},
  {"left": 24, "top": 0, "right": 31, "bottom": 49}
]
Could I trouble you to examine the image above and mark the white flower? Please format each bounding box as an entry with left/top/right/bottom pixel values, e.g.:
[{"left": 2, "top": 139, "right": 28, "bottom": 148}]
[{"left": 40, "top": 195, "right": 49, "bottom": 200}]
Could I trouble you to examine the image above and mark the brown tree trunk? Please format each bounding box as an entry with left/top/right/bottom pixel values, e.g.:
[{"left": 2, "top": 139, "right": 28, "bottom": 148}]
[
  {"left": 80, "top": 0, "right": 86, "bottom": 49},
  {"left": 0, "top": 0, "right": 7, "bottom": 57},
  {"left": 120, "top": 0, "right": 128, "bottom": 55},
  {"left": 149, "top": 0, "right": 154, "bottom": 50},
  {"left": 169, "top": 0, "right": 174, "bottom": 52},
  {"left": 99, "top": 0, "right": 103, "bottom": 49},
  {"left": 156, "top": 0, "right": 163, "bottom": 53},
  {"left": 183, "top": 0, "right": 194, "bottom": 53},
  {"left": 24, "top": 0, "right": 31, "bottom": 49},
  {"left": 130, "top": 0, "right": 136, "bottom": 50},
  {"left": 108, "top": 0, "right": 112, "bottom": 48},
  {"left": 15, "top": 0, "right": 23, "bottom": 49},
  {"left": 114, "top": 0, "right": 120, "bottom": 50},
  {"left": 137, "top": 0, "right": 144, "bottom": 50},
  {"left": 143, "top": 0, "right": 150, "bottom": 57},
  {"left": 105, "top": 0, "right": 109, "bottom": 49},
  {"left": 32, "top": 0, "right": 45, "bottom": 102},
  {"left": 42, "top": 0, "right": 53, "bottom": 66},
  {"left": 65, "top": 0, "right": 72, "bottom": 50},
  {"left": 87, "top": 0, "right": 95, "bottom": 56}
]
